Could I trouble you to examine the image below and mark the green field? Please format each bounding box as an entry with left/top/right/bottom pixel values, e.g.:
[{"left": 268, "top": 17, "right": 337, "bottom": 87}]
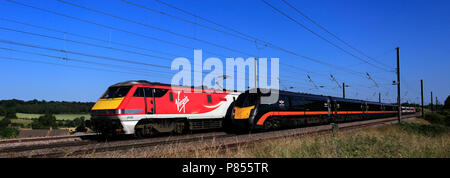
[
  {"left": 15, "top": 113, "right": 91, "bottom": 120},
  {"left": 10, "top": 118, "right": 33, "bottom": 125}
]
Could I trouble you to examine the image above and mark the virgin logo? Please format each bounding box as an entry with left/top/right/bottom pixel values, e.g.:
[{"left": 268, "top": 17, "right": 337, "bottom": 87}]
[{"left": 175, "top": 91, "right": 189, "bottom": 113}]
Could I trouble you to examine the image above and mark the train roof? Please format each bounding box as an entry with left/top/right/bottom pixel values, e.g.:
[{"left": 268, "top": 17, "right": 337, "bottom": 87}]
[
  {"left": 109, "top": 80, "right": 241, "bottom": 93},
  {"left": 111, "top": 80, "right": 170, "bottom": 87},
  {"left": 241, "top": 88, "right": 398, "bottom": 106},
  {"left": 279, "top": 90, "right": 329, "bottom": 99}
]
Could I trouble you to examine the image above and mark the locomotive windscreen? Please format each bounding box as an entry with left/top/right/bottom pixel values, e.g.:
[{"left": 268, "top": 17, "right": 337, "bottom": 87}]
[
  {"left": 101, "top": 86, "right": 132, "bottom": 99},
  {"left": 235, "top": 93, "right": 258, "bottom": 107}
]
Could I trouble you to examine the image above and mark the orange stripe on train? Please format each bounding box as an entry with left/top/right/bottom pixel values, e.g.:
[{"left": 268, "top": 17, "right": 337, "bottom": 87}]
[{"left": 256, "top": 111, "right": 399, "bottom": 126}]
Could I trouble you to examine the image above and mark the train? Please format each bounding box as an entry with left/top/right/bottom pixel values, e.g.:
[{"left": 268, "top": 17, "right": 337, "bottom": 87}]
[
  {"left": 90, "top": 80, "right": 240, "bottom": 136},
  {"left": 89, "top": 80, "right": 416, "bottom": 136},
  {"left": 232, "top": 89, "right": 416, "bottom": 131}
]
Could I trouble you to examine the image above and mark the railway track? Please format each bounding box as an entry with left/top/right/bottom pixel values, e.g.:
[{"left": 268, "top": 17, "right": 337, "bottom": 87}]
[
  {"left": 192, "top": 114, "right": 419, "bottom": 153},
  {"left": 0, "top": 134, "right": 100, "bottom": 153},
  {"left": 0, "top": 131, "right": 232, "bottom": 158},
  {"left": 0, "top": 134, "right": 95, "bottom": 145},
  {"left": 0, "top": 114, "right": 418, "bottom": 158},
  {"left": 119, "top": 114, "right": 419, "bottom": 156}
]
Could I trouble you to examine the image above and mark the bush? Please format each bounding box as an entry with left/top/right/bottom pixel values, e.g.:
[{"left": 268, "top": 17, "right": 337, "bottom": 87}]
[
  {"left": 4, "top": 111, "right": 17, "bottom": 119},
  {"left": 73, "top": 117, "right": 87, "bottom": 132},
  {"left": 0, "top": 127, "right": 19, "bottom": 139},
  {"left": 0, "top": 107, "right": 6, "bottom": 116},
  {"left": 424, "top": 112, "right": 450, "bottom": 126},
  {"left": 74, "top": 117, "right": 85, "bottom": 126},
  {"left": 31, "top": 113, "right": 58, "bottom": 129},
  {"left": 398, "top": 122, "right": 449, "bottom": 137},
  {"left": 10, "top": 123, "right": 24, "bottom": 128},
  {"left": 0, "top": 118, "right": 11, "bottom": 128}
]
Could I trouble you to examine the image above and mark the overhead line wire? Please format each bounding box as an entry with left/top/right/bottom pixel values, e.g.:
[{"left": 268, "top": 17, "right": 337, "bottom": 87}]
[
  {"left": 261, "top": 0, "right": 392, "bottom": 73},
  {"left": 0, "top": 56, "right": 169, "bottom": 78},
  {"left": 280, "top": 0, "right": 393, "bottom": 69},
  {"left": 5, "top": 0, "right": 227, "bottom": 58},
  {"left": 0, "top": 46, "right": 173, "bottom": 75},
  {"left": 57, "top": 0, "right": 255, "bottom": 57},
  {"left": 0, "top": 17, "right": 179, "bottom": 58},
  {"left": 4, "top": 0, "right": 334, "bottom": 88},
  {"left": 0, "top": 26, "right": 175, "bottom": 62},
  {"left": 0, "top": 39, "right": 171, "bottom": 69},
  {"left": 5, "top": 0, "right": 389, "bottom": 92},
  {"left": 152, "top": 0, "right": 373, "bottom": 77},
  {"left": 57, "top": 0, "right": 372, "bottom": 77}
]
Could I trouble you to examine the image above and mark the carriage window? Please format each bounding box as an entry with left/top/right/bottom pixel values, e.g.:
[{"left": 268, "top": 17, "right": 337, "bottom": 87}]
[
  {"left": 169, "top": 92, "right": 174, "bottom": 101},
  {"left": 291, "top": 96, "right": 307, "bottom": 106},
  {"left": 153, "top": 89, "right": 169, "bottom": 97},
  {"left": 133, "top": 87, "right": 152, "bottom": 97},
  {"left": 133, "top": 87, "right": 145, "bottom": 97},
  {"left": 102, "top": 86, "right": 131, "bottom": 98},
  {"left": 235, "top": 93, "right": 258, "bottom": 107},
  {"left": 133, "top": 88, "right": 168, "bottom": 97}
]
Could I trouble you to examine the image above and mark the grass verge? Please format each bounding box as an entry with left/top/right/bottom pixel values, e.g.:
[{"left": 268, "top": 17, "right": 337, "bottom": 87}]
[{"left": 80, "top": 118, "right": 450, "bottom": 158}]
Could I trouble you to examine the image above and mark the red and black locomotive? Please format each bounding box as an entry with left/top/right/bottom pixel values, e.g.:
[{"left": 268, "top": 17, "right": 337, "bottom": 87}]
[{"left": 90, "top": 81, "right": 415, "bottom": 136}]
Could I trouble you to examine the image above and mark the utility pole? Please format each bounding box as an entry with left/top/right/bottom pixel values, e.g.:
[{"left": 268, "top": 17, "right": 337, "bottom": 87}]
[
  {"left": 436, "top": 96, "right": 438, "bottom": 111},
  {"left": 396, "top": 47, "right": 401, "bottom": 123},
  {"left": 431, "top": 91, "right": 433, "bottom": 112},
  {"left": 342, "top": 82, "right": 345, "bottom": 99},
  {"left": 254, "top": 58, "right": 257, "bottom": 89},
  {"left": 379, "top": 92, "right": 381, "bottom": 103},
  {"left": 421, "top": 80, "right": 424, "bottom": 117}
]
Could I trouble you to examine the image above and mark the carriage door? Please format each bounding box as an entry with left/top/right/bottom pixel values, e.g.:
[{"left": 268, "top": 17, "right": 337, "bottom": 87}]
[
  {"left": 143, "top": 88, "right": 155, "bottom": 114},
  {"left": 326, "top": 98, "right": 331, "bottom": 116},
  {"left": 333, "top": 100, "right": 338, "bottom": 115}
]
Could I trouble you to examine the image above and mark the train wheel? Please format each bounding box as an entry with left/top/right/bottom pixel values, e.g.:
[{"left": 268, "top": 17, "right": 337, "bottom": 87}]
[
  {"left": 172, "top": 122, "right": 186, "bottom": 135},
  {"left": 135, "top": 128, "right": 145, "bottom": 138}
]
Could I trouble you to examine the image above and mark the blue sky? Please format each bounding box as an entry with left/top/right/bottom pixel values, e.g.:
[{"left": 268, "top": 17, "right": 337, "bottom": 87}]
[{"left": 0, "top": 0, "right": 448, "bottom": 104}]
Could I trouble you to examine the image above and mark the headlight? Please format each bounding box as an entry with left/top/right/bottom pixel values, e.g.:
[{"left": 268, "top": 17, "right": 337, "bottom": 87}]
[
  {"left": 91, "top": 109, "right": 142, "bottom": 115},
  {"left": 117, "top": 109, "right": 142, "bottom": 114}
]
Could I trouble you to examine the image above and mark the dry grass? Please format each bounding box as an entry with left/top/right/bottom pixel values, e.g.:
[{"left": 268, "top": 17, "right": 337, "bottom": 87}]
[{"left": 76, "top": 119, "right": 450, "bottom": 158}]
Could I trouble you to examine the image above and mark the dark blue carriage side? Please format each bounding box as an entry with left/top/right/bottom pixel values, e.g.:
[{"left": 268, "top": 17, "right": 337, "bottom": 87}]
[
  {"left": 238, "top": 90, "right": 331, "bottom": 130},
  {"left": 231, "top": 89, "right": 400, "bottom": 132},
  {"left": 329, "top": 97, "right": 364, "bottom": 122}
]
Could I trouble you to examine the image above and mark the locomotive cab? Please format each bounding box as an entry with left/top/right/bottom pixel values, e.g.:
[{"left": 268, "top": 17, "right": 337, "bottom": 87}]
[
  {"left": 90, "top": 80, "right": 240, "bottom": 136},
  {"left": 90, "top": 85, "right": 134, "bottom": 135},
  {"left": 232, "top": 91, "right": 260, "bottom": 131},
  {"left": 234, "top": 93, "right": 259, "bottom": 119},
  {"left": 92, "top": 86, "right": 132, "bottom": 114}
]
